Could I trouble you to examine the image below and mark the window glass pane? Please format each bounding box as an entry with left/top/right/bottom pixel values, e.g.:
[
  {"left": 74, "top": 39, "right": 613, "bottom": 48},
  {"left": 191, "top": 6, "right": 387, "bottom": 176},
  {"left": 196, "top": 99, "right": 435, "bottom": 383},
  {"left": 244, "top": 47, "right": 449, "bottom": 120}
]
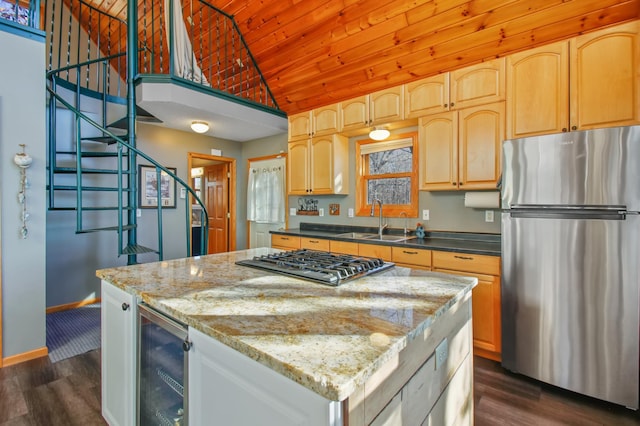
[
  {"left": 368, "top": 178, "right": 411, "bottom": 205},
  {"left": 368, "top": 146, "right": 412, "bottom": 175}
]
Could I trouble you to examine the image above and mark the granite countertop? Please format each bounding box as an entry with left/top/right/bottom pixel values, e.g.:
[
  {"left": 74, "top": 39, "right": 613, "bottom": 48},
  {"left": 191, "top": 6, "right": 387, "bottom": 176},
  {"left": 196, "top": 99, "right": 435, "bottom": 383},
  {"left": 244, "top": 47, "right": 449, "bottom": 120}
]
[
  {"left": 96, "top": 248, "right": 476, "bottom": 401},
  {"left": 271, "top": 223, "right": 501, "bottom": 256}
]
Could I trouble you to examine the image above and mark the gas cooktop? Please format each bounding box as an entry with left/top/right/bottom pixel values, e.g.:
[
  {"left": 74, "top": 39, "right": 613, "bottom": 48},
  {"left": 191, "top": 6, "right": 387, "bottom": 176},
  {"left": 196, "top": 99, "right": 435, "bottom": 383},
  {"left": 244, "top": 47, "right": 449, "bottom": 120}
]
[{"left": 236, "top": 249, "right": 395, "bottom": 286}]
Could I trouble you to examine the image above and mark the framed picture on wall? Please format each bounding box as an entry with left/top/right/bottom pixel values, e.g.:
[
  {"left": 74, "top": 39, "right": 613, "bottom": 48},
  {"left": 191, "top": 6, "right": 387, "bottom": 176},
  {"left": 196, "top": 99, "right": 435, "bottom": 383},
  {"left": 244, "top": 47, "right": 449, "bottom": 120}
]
[{"left": 138, "top": 165, "right": 177, "bottom": 208}]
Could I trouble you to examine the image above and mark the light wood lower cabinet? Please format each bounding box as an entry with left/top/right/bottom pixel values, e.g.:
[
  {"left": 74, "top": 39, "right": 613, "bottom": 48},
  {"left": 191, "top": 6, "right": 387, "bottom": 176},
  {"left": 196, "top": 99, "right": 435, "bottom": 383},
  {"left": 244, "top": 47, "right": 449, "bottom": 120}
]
[
  {"left": 358, "top": 243, "right": 392, "bottom": 262},
  {"left": 432, "top": 251, "right": 502, "bottom": 361},
  {"left": 391, "top": 246, "right": 431, "bottom": 270},
  {"left": 330, "top": 240, "right": 359, "bottom": 255},
  {"left": 301, "top": 237, "right": 330, "bottom": 251},
  {"left": 271, "top": 234, "right": 301, "bottom": 250}
]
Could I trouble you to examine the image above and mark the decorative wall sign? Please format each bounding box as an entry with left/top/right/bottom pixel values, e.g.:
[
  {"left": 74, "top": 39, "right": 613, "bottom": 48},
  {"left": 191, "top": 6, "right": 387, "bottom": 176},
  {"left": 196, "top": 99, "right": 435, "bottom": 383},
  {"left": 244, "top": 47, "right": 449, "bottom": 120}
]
[
  {"left": 13, "top": 144, "right": 32, "bottom": 238},
  {"left": 139, "top": 165, "right": 177, "bottom": 208}
]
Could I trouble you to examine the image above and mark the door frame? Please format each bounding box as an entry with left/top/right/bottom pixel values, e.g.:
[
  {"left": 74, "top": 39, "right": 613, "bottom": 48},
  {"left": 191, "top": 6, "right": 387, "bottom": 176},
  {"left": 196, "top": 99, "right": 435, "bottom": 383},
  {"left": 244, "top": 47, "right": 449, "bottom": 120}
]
[
  {"left": 245, "top": 153, "right": 288, "bottom": 248},
  {"left": 188, "top": 152, "right": 237, "bottom": 252}
]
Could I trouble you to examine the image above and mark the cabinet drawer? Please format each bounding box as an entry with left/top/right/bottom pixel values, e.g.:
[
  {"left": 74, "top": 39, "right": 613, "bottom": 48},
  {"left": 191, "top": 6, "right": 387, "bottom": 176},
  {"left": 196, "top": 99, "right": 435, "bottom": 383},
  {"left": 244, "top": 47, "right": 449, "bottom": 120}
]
[
  {"left": 330, "top": 240, "right": 359, "bottom": 255},
  {"left": 271, "top": 234, "right": 301, "bottom": 250},
  {"left": 301, "top": 237, "right": 330, "bottom": 251},
  {"left": 359, "top": 244, "right": 392, "bottom": 262},
  {"left": 391, "top": 247, "right": 432, "bottom": 269},
  {"left": 432, "top": 251, "right": 500, "bottom": 275}
]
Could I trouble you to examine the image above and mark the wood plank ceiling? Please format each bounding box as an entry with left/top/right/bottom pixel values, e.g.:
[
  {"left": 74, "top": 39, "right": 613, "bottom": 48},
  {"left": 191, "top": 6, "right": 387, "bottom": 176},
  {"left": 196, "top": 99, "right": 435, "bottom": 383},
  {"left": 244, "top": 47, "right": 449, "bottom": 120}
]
[{"left": 74, "top": 0, "right": 639, "bottom": 116}]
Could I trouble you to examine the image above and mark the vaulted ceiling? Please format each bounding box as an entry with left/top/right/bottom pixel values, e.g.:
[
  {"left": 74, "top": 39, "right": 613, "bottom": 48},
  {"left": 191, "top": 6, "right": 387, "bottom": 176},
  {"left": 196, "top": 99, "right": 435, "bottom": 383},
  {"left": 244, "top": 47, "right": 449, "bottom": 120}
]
[{"left": 73, "top": 0, "right": 639, "bottom": 116}]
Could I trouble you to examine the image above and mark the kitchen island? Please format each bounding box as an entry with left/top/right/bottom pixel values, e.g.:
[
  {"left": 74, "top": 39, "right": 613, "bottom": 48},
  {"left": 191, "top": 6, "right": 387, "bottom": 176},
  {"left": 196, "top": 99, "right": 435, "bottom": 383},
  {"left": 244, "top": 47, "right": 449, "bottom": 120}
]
[{"left": 97, "top": 248, "right": 476, "bottom": 426}]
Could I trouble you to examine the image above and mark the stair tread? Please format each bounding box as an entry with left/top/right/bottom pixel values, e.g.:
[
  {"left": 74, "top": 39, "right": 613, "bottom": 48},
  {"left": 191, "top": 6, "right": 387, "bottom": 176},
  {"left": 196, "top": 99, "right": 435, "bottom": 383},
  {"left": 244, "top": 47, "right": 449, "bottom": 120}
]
[
  {"left": 53, "top": 167, "right": 131, "bottom": 174},
  {"left": 51, "top": 185, "right": 132, "bottom": 192},
  {"left": 76, "top": 225, "right": 136, "bottom": 233},
  {"left": 122, "top": 244, "right": 158, "bottom": 255},
  {"left": 55, "top": 151, "right": 128, "bottom": 157},
  {"left": 108, "top": 106, "right": 162, "bottom": 129},
  {"left": 49, "top": 206, "right": 135, "bottom": 211},
  {"left": 81, "top": 135, "right": 127, "bottom": 145}
]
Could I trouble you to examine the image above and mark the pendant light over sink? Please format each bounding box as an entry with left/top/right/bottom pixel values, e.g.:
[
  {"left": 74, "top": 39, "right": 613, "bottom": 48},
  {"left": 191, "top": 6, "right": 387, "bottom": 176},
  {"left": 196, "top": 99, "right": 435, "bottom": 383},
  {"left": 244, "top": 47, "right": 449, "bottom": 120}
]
[{"left": 369, "top": 126, "right": 390, "bottom": 141}]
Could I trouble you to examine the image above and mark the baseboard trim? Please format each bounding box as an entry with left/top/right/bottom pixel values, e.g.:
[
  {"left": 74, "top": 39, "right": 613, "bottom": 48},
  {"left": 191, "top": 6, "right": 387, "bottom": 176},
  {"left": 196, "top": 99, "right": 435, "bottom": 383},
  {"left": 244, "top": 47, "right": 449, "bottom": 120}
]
[
  {"left": 46, "top": 297, "right": 101, "bottom": 314},
  {"left": 3, "top": 346, "right": 48, "bottom": 367}
]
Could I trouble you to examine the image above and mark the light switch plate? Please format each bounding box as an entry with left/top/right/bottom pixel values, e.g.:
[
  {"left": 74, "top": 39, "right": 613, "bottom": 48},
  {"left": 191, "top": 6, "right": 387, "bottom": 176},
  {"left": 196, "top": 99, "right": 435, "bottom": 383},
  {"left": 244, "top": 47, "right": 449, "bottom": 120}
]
[
  {"left": 319, "top": 208, "right": 324, "bottom": 216},
  {"left": 136, "top": 208, "right": 141, "bottom": 218},
  {"left": 289, "top": 208, "right": 297, "bottom": 216},
  {"left": 180, "top": 187, "right": 186, "bottom": 199},
  {"left": 485, "top": 210, "right": 494, "bottom": 222},
  {"left": 348, "top": 208, "right": 354, "bottom": 218},
  {"left": 422, "top": 209, "right": 430, "bottom": 221}
]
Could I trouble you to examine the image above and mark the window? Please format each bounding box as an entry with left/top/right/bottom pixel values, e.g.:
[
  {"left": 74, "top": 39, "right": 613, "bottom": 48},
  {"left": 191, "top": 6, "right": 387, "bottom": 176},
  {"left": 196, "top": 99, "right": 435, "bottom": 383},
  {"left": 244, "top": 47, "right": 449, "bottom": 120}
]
[{"left": 356, "top": 132, "right": 418, "bottom": 217}]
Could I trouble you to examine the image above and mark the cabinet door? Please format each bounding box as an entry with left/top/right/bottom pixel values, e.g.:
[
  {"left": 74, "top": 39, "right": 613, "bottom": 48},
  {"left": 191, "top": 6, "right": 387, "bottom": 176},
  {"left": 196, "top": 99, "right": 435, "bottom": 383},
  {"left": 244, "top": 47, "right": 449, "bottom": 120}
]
[
  {"left": 300, "top": 237, "right": 330, "bottom": 251},
  {"left": 329, "top": 240, "right": 359, "bottom": 255},
  {"left": 370, "top": 87, "right": 404, "bottom": 125},
  {"left": 358, "top": 243, "right": 392, "bottom": 261},
  {"left": 287, "top": 140, "right": 310, "bottom": 194},
  {"left": 271, "top": 234, "right": 301, "bottom": 250},
  {"left": 419, "top": 111, "right": 457, "bottom": 190},
  {"left": 404, "top": 73, "right": 450, "bottom": 118},
  {"left": 450, "top": 58, "right": 505, "bottom": 110},
  {"left": 288, "top": 111, "right": 311, "bottom": 141},
  {"left": 309, "top": 136, "right": 335, "bottom": 194},
  {"left": 313, "top": 104, "right": 340, "bottom": 136},
  {"left": 506, "top": 41, "right": 570, "bottom": 138},
  {"left": 458, "top": 102, "right": 504, "bottom": 190},
  {"left": 570, "top": 21, "right": 639, "bottom": 130},
  {"left": 434, "top": 269, "right": 501, "bottom": 361},
  {"left": 340, "top": 96, "right": 369, "bottom": 131},
  {"left": 101, "top": 281, "right": 137, "bottom": 426}
]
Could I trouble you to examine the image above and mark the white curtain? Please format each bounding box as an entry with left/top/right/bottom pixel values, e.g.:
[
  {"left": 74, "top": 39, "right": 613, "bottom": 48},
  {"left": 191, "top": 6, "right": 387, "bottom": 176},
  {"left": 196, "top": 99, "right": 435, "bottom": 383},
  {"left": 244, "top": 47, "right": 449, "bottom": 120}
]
[
  {"left": 164, "top": 0, "right": 209, "bottom": 85},
  {"left": 247, "top": 167, "right": 284, "bottom": 223}
]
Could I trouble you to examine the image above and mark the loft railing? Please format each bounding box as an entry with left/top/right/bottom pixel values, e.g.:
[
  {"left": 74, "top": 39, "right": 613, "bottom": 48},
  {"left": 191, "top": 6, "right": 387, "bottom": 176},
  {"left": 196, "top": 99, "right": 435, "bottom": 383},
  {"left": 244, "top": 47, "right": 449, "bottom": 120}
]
[{"left": 138, "top": 0, "right": 280, "bottom": 110}]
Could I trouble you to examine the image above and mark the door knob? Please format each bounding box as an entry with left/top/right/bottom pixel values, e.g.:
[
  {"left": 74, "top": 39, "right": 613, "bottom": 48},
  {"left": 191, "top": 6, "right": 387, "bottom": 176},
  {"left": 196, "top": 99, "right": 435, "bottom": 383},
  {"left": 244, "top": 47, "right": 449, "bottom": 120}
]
[{"left": 121, "top": 303, "right": 129, "bottom": 311}]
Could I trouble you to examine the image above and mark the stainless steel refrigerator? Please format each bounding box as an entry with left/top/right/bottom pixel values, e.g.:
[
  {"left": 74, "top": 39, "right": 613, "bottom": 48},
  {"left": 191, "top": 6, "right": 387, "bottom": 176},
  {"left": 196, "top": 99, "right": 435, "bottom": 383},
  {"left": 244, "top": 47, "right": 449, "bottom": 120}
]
[{"left": 501, "top": 125, "right": 640, "bottom": 409}]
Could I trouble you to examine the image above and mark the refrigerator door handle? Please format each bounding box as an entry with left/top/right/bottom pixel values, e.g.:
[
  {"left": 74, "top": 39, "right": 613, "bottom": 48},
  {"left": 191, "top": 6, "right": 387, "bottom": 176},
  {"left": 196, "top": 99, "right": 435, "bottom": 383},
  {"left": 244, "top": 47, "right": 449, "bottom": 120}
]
[{"left": 510, "top": 208, "right": 626, "bottom": 220}]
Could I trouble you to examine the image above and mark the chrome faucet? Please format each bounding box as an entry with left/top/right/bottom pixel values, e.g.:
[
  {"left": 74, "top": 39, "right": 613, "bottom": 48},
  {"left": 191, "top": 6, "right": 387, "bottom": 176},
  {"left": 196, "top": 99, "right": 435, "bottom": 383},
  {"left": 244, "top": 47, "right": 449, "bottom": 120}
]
[
  {"left": 400, "top": 211, "right": 408, "bottom": 236},
  {"left": 370, "top": 198, "right": 387, "bottom": 239}
]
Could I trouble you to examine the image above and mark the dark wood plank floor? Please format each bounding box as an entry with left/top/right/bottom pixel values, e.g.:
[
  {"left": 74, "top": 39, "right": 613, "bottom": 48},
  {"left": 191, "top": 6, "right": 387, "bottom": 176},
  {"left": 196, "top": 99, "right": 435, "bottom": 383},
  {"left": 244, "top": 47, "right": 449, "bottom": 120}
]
[{"left": 0, "top": 351, "right": 638, "bottom": 425}]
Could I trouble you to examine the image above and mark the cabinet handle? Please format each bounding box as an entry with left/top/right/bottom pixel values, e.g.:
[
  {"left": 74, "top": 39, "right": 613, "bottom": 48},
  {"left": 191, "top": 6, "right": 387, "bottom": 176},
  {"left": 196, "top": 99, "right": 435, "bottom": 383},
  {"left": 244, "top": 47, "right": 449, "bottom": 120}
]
[
  {"left": 450, "top": 102, "right": 455, "bottom": 107},
  {"left": 121, "top": 303, "right": 129, "bottom": 311},
  {"left": 571, "top": 125, "right": 577, "bottom": 130},
  {"left": 444, "top": 103, "right": 448, "bottom": 108},
  {"left": 452, "top": 182, "right": 456, "bottom": 186},
  {"left": 402, "top": 250, "right": 418, "bottom": 255},
  {"left": 281, "top": 237, "right": 290, "bottom": 240},
  {"left": 182, "top": 340, "right": 192, "bottom": 352},
  {"left": 459, "top": 182, "right": 463, "bottom": 186},
  {"left": 562, "top": 128, "right": 568, "bottom": 132},
  {"left": 309, "top": 240, "right": 319, "bottom": 243},
  {"left": 454, "top": 255, "right": 473, "bottom": 260}
]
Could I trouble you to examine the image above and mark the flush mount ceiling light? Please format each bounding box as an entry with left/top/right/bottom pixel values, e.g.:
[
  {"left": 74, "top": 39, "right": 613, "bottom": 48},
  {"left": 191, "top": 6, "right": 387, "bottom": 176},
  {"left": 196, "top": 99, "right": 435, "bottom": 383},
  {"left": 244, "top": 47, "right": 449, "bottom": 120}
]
[
  {"left": 190, "top": 121, "right": 209, "bottom": 134},
  {"left": 369, "top": 126, "right": 390, "bottom": 141}
]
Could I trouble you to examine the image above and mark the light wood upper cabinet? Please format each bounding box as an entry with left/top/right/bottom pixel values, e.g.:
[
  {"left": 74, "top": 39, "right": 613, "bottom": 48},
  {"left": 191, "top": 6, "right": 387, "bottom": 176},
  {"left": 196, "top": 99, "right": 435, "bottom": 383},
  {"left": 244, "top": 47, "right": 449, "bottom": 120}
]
[
  {"left": 420, "top": 102, "right": 504, "bottom": 191},
  {"left": 458, "top": 102, "right": 504, "bottom": 189},
  {"left": 340, "top": 87, "right": 404, "bottom": 131},
  {"left": 450, "top": 58, "right": 506, "bottom": 109},
  {"left": 404, "top": 73, "right": 450, "bottom": 118},
  {"left": 506, "top": 21, "right": 639, "bottom": 138},
  {"left": 506, "top": 41, "right": 570, "bottom": 138},
  {"left": 405, "top": 58, "right": 504, "bottom": 118},
  {"left": 287, "top": 134, "right": 349, "bottom": 195},
  {"left": 288, "top": 105, "right": 340, "bottom": 141},
  {"left": 571, "top": 21, "right": 639, "bottom": 130}
]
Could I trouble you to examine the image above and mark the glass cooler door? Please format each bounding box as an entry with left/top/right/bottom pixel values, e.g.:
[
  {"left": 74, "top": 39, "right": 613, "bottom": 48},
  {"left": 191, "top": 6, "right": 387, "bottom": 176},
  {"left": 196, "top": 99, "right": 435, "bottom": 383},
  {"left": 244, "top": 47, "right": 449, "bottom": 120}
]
[{"left": 138, "top": 304, "right": 189, "bottom": 425}]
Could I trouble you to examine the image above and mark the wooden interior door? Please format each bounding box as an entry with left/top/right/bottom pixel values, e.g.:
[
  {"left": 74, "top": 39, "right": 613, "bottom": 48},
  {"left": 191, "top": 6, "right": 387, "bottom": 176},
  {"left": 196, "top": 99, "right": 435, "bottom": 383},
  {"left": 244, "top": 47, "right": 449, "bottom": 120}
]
[{"left": 205, "top": 163, "right": 229, "bottom": 254}]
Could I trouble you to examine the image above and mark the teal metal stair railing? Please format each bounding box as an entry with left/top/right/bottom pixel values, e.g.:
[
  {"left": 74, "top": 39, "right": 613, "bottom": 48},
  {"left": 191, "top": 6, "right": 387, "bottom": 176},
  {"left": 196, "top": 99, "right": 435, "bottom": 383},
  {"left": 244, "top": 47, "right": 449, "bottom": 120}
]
[{"left": 47, "top": 73, "right": 209, "bottom": 260}]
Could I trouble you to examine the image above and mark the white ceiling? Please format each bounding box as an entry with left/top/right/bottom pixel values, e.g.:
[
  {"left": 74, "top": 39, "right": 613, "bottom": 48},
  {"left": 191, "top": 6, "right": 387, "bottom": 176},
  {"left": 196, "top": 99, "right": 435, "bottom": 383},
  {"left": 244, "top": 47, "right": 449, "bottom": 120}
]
[{"left": 136, "top": 81, "right": 288, "bottom": 142}]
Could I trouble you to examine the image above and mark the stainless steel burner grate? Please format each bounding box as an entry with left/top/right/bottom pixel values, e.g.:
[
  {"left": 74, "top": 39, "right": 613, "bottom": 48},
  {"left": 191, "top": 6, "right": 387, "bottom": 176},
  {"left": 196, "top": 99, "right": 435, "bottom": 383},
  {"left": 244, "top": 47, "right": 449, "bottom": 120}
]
[{"left": 236, "top": 249, "right": 395, "bottom": 285}]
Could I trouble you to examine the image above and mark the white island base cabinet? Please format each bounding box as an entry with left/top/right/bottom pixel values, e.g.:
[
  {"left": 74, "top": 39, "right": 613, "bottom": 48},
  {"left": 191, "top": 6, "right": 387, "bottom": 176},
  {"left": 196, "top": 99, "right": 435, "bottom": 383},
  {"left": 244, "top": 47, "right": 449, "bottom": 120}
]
[
  {"left": 188, "top": 327, "right": 344, "bottom": 425},
  {"left": 189, "top": 294, "right": 473, "bottom": 426}
]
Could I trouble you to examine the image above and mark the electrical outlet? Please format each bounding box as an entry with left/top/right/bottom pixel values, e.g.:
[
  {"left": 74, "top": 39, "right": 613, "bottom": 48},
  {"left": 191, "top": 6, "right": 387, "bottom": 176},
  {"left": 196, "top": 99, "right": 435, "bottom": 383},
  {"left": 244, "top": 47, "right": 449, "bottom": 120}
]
[
  {"left": 348, "top": 208, "right": 354, "bottom": 218},
  {"left": 289, "top": 208, "right": 297, "bottom": 216},
  {"left": 180, "top": 188, "right": 186, "bottom": 199},
  {"left": 136, "top": 209, "right": 141, "bottom": 218},
  {"left": 485, "top": 210, "right": 494, "bottom": 222},
  {"left": 319, "top": 208, "right": 324, "bottom": 217},
  {"left": 435, "top": 338, "right": 448, "bottom": 370},
  {"left": 422, "top": 209, "right": 430, "bottom": 221}
]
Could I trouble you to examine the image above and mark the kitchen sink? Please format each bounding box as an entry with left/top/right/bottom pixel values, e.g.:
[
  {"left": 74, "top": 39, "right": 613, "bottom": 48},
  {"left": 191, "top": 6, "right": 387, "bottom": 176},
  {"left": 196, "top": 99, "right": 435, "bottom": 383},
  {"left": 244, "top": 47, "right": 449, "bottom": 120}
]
[
  {"left": 335, "top": 232, "right": 378, "bottom": 239},
  {"left": 335, "top": 232, "right": 416, "bottom": 242}
]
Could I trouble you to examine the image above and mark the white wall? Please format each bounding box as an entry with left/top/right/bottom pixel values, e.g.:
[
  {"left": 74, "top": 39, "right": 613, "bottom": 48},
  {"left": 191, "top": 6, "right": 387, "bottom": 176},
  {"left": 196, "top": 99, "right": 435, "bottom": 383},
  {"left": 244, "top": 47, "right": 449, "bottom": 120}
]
[{"left": 0, "top": 25, "right": 47, "bottom": 358}]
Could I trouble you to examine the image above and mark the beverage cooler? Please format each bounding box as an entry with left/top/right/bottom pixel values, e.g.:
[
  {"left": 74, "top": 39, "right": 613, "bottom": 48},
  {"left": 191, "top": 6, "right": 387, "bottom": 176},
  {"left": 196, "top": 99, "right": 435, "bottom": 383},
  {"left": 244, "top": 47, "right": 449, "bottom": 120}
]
[{"left": 138, "top": 304, "right": 190, "bottom": 425}]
